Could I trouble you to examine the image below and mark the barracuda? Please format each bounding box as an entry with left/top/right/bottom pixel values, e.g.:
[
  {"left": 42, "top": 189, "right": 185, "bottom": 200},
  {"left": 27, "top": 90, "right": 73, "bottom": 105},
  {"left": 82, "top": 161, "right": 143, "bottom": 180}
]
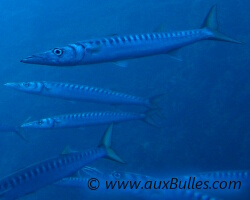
[
  {"left": 0, "top": 124, "right": 124, "bottom": 200},
  {"left": 21, "top": 5, "right": 241, "bottom": 67},
  {"left": 4, "top": 81, "right": 163, "bottom": 108},
  {"left": 177, "top": 170, "right": 250, "bottom": 199},
  {"left": 20, "top": 110, "right": 161, "bottom": 129},
  {"left": 55, "top": 167, "right": 221, "bottom": 200},
  {"left": 181, "top": 170, "right": 249, "bottom": 183},
  {"left": 180, "top": 170, "right": 250, "bottom": 190}
]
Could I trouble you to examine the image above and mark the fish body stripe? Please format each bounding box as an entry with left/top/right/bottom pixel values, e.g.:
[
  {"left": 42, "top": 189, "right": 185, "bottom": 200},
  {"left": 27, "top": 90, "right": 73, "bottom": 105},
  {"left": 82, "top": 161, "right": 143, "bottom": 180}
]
[
  {"left": 5, "top": 81, "right": 150, "bottom": 107},
  {"left": 0, "top": 147, "right": 106, "bottom": 199},
  {"left": 53, "top": 112, "right": 144, "bottom": 121},
  {"left": 197, "top": 171, "right": 249, "bottom": 179},
  {"left": 84, "top": 31, "right": 203, "bottom": 47},
  {"left": 21, "top": 111, "right": 145, "bottom": 129},
  {"left": 40, "top": 82, "right": 150, "bottom": 106}
]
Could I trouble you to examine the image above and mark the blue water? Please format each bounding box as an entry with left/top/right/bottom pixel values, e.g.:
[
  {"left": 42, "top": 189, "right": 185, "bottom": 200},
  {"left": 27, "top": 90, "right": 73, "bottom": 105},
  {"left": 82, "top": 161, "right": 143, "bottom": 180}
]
[{"left": 0, "top": 0, "right": 249, "bottom": 199}]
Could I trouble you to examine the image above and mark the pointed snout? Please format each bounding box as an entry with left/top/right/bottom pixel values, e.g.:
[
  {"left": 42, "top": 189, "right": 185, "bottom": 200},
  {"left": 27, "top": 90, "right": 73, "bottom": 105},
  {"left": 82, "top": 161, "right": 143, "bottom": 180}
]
[
  {"left": 20, "top": 55, "right": 40, "bottom": 64},
  {"left": 20, "top": 52, "right": 50, "bottom": 65},
  {"left": 4, "top": 82, "right": 18, "bottom": 88},
  {"left": 20, "top": 123, "right": 32, "bottom": 128},
  {"left": 20, "top": 57, "right": 30, "bottom": 63}
]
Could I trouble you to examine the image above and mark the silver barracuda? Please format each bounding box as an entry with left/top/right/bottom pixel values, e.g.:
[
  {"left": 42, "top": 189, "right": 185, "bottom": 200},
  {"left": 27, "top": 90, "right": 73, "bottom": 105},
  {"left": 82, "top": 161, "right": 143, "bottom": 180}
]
[
  {"left": 20, "top": 110, "right": 161, "bottom": 129},
  {"left": 180, "top": 170, "right": 249, "bottom": 184},
  {"left": 0, "top": 124, "right": 124, "bottom": 200},
  {"left": 4, "top": 81, "right": 163, "bottom": 108},
  {"left": 21, "top": 5, "right": 241, "bottom": 67},
  {"left": 176, "top": 170, "right": 250, "bottom": 199},
  {"left": 55, "top": 167, "right": 221, "bottom": 200}
]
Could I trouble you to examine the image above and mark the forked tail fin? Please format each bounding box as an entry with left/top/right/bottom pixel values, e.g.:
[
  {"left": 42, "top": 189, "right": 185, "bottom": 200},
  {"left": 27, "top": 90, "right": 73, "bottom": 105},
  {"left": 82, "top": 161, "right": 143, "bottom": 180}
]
[
  {"left": 149, "top": 93, "right": 168, "bottom": 109},
  {"left": 13, "top": 129, "right": 27, "bottom": 142},
  {"left": 98, "top": 124, "right": 125, "bottom": 164},
  {"left": 0, "top": 125, "right": 27, "bottom": 141},
  {"left": 202, "top": 5, "right": 242, "bottom": 44},
  {"left": 143, "top": 109, "right": 165, "bottom": 128}
]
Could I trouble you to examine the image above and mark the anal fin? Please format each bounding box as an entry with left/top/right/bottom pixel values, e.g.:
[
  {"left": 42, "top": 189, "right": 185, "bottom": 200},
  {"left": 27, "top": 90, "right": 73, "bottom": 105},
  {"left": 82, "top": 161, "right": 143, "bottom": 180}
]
[
  {"left": 113, "top": 61, "right": 128, "bottom": 67},
  {"left": 167, "top": 49, "right": 182, "bottom": 61}
]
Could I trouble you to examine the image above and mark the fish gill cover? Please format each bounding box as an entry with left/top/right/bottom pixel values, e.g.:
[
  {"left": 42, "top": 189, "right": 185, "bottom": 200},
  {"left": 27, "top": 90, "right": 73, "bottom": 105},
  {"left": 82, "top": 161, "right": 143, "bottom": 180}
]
[{"left": 0, "top": 0, "right": 249, "bottom": 200}]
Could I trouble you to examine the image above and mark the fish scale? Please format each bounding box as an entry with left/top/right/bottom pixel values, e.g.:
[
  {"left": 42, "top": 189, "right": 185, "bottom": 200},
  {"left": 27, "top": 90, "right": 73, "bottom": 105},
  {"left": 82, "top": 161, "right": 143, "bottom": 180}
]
[{"left": 84, "top": 30, "right": 203, "bottom": 47}]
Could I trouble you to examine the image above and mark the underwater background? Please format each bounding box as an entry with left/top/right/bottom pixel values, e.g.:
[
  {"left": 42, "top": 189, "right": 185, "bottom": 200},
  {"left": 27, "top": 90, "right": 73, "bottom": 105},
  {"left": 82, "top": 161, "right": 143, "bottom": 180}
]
[{"left": 0, "top": 0, "right": 249, "bottom": 199}]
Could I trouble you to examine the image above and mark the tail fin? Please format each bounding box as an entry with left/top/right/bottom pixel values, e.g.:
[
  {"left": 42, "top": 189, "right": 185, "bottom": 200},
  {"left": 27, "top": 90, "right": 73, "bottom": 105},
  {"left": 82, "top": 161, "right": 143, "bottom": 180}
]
[
  {"left": 202, "top": 5, "right": 242, "bottom": 44},
  {"left": 143, "top": 109, "right": 164, "bottom": 128},
  {"left": 0, "top": 125, "right": 27, "bottom": 141},
  {"left": 13, "top": 129, "right": 28, "bottom": 142},
  {"left": 149, "top": 93, "right": 168, "bottom": 109},
  {"left": 98, "top": 124, "right": 125, "bottom": 164}
]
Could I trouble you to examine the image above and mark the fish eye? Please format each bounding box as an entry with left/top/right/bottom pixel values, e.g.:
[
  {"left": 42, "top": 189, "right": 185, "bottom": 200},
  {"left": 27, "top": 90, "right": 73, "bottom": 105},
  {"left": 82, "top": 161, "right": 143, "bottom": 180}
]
[
  {"left": 53, "top": 48, "right": 63, "bottom": 56},
  {"left": 112, "top": 172, "right": 121, "bottom": 179},
  {"left": 23, "top": 82, "right": 30, "bottom": 87},
  {"left": 37, "top": 120, "right": 43, "bottom": 125}
]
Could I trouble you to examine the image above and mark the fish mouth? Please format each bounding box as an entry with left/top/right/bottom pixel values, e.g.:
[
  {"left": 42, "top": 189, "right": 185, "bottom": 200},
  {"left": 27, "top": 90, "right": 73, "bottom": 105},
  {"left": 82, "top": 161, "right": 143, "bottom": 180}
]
[
  {"left": 20, "top": 55, "right": 35, "bottom": 63},
  {"left": 20, "top": 123, "right": 33, "bottom": 128},
  {"left": 20, "top": 55, "right": 45, "bottom": 64}
]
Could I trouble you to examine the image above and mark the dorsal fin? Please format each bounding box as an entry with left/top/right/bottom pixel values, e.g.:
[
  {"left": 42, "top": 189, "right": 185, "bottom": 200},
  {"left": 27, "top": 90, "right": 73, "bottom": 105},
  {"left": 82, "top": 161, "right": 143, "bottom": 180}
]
[
  {"left": 154, "top": 23, "right": 167, "bottom": 32},
  {"left": 61, "top": 146, "right": 77, "bottom": 155}
]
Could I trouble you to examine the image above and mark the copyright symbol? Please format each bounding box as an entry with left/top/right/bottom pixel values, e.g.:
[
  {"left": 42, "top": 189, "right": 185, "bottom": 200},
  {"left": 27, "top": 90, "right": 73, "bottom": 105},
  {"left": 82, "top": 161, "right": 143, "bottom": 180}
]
[{"left": 88, "top": 178, "right": 100, "bottom": 190}]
